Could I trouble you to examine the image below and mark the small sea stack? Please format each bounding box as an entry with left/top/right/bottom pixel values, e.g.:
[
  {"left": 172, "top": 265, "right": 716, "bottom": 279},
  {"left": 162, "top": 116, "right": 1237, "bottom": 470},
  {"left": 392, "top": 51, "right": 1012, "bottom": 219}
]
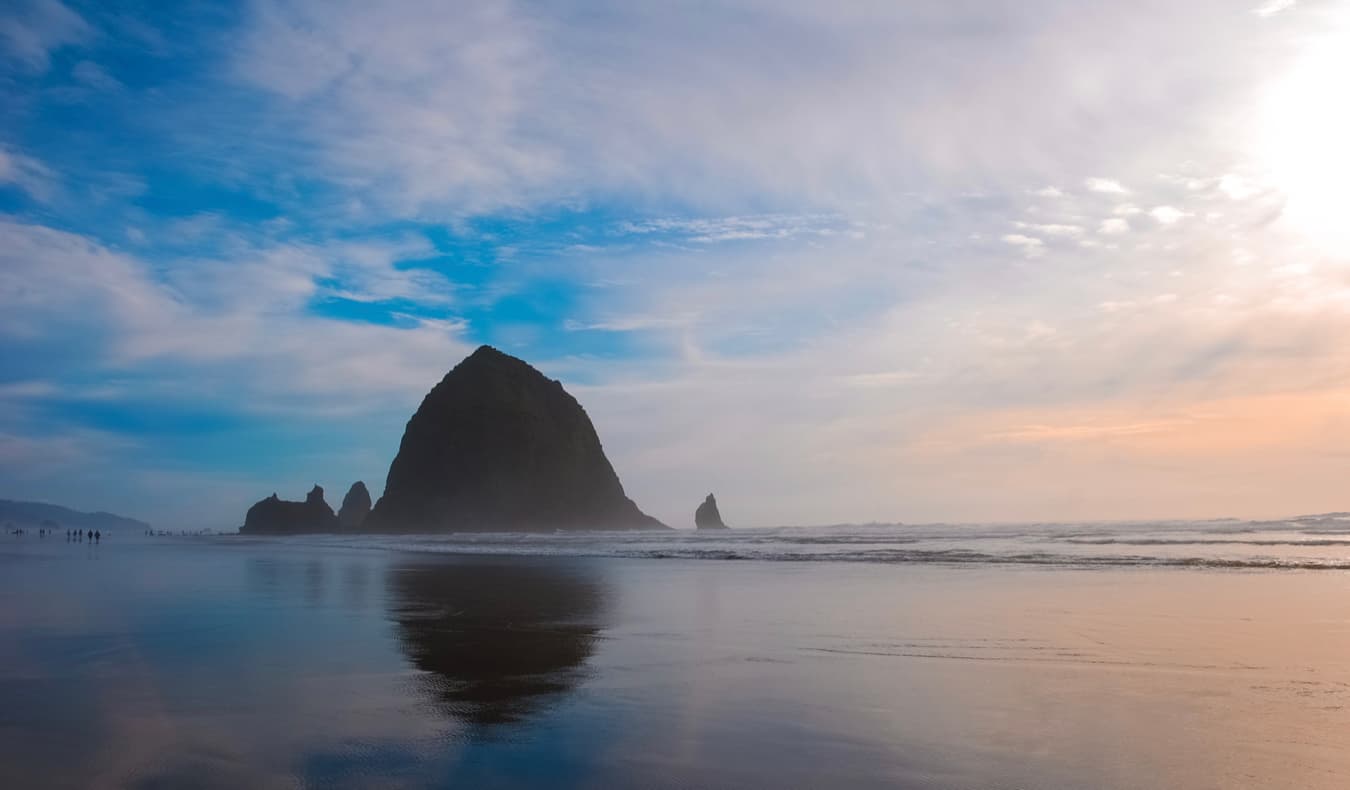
[
  {"left": 695, "top": 493, "right": 728, "bottom": 529},
  {"left": 241, "top": 485, "right": 339, "bottom": 535},
  {"left": 338, "top": 481, "right": 372, "bottom": 531}
]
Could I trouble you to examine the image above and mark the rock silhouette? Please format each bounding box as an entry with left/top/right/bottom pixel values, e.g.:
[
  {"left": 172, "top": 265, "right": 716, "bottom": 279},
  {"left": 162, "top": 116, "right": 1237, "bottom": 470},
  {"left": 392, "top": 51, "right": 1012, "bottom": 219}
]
[
  {"left": 695, "top": 493, "right": 729, "bottom": 529},
  {"left": 338, "top": 481, "right": 371, "bottom": 531},
  {"left": 241, "top": 485, "right": 339, "bottom": 535},
  {"left": 367, "top": 345, "right": 665, "bottom": 532}
]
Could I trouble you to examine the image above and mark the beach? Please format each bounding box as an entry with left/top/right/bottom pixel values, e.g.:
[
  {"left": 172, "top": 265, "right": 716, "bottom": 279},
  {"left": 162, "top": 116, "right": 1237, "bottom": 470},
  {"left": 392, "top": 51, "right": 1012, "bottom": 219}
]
[{"left": 3, "top": 524, "right": 1350, "bottom": 788}]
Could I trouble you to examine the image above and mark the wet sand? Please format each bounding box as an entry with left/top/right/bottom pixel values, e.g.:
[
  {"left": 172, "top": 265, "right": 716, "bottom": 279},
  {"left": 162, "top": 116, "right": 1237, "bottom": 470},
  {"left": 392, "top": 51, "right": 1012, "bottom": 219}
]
[{"left": 2, "top": 534, "right": 1350, "bottom": 788}]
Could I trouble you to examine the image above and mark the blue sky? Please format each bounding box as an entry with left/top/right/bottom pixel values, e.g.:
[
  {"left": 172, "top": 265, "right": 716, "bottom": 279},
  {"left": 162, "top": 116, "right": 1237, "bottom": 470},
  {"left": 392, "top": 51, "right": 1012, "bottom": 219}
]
[{"left": 3, "top": 0, "right": 1349, "bottom": 527}]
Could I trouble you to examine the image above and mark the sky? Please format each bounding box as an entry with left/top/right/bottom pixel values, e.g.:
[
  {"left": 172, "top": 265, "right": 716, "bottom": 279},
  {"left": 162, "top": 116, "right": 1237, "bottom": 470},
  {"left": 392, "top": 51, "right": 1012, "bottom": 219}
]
[{"left": 2, "top": 0, "right": 1349, "bottom": 528}]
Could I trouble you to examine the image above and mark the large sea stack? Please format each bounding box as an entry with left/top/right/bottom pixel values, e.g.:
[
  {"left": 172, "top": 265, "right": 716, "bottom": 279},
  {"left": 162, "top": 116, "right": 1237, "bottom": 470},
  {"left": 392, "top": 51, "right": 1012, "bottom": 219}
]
[
  {"left": 241, "top": 485, "right": 339, "bottom": 534},
  {"left": 367, "top": 345, "right": 665, "bottom": 532},
  {"left": 695, "top": 493, "right": 729, "bottom": 529}
]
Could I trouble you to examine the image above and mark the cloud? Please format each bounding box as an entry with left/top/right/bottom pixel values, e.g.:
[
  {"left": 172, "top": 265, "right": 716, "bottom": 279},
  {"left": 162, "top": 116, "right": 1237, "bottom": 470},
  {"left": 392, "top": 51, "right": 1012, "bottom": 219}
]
[
  {"left": 70, "top": 59, "right": 122, "bottom": 91},
  {"left": 217, "top": 1, "right": 1297, "bottom": 218},
  {"left": 0, "top": 147, "right": 57, "bottom": 201},
  {"left": 615, "top": 214, "right": 845, "bottom": 244},
  {"left": 1150, "top": 206, "right": 1187, "bottom": 224},
  {"left": 0, "top": 429, "right": 128, "bottom": 469},
  {"left": 0, "top": 380, "right": 60, "bottom": 399},
  {"left": 1001, "top": 233, "right": 1045, "bottom": 256},
  {"left": 0, "top": 218, "right": 470, "bottom": 412},
  {"left": 0, "top": 0, "right": 90, "bottom": 73},
  {"left": 1218, "top": 174, "right": 1259, "bottom": 200},
  {"left": 2, "top": 0, "right": 1347, "bottom": 524},
  {"left": 988, "top": 418, "right": 1188, "bottom": 443},
  {"left": 1253, "top": 0, "right": 1297, "bottom": 17},
  {"left": 1085, "top": 177, "right": 1129, "bottom": 194},
  {"left": 565, "top": 314, "right": 697, "bottom": 333},
  {"left": 1014, "top": 222, "right": 1084, "bottom": 237}
]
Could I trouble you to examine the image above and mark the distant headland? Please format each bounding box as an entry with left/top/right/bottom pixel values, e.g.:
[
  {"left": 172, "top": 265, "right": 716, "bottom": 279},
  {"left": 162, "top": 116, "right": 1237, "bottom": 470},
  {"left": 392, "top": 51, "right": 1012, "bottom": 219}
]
[
  {"left": 241, "top": 346, "right": 668, "bottom": 534},
  {"left": 0, "top": 499, "right": 150, "bottom": 532}
]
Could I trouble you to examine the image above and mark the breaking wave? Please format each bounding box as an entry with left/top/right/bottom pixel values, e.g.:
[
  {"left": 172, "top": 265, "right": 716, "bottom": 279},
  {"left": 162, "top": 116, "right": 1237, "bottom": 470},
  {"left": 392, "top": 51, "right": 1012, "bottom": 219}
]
[{"left": 234, "top": 515, "right": 1350, "bottom": 572}]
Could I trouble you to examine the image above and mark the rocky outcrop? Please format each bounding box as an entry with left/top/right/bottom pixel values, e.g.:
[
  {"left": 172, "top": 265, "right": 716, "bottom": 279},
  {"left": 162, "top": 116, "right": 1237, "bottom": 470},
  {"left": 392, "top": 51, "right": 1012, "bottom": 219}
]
[
  {"left": 367, "top": 345, "right": 666, "bottom": 532},
  {"left": 695, "top": 493, "right": 728, "bottom": 529},
  {"left": 241, "top": 485, "right": 339, "bottom": 535},
  {"left": 338, "top": 481, "right": 372, "bottom": 531}
]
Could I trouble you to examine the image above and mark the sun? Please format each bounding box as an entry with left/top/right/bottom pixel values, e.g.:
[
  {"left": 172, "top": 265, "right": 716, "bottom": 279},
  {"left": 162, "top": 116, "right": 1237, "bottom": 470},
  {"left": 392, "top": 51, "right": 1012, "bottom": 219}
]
[{"left": 1258, "top": 20, "right": 1350, "bottom": 256}]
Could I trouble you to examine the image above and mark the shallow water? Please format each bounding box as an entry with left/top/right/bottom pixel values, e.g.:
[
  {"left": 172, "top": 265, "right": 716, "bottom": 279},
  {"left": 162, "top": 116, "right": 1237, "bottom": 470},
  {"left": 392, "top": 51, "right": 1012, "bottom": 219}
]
[{"left": 4, "top": 523, "right": 1350, "bottom": 788}]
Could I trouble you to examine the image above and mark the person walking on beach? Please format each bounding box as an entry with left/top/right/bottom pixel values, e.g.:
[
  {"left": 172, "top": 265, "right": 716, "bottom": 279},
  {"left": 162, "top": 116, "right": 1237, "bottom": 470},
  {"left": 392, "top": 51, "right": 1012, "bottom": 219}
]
[{"left": 94, "top": 531, "right": 101, "bottom": 543}]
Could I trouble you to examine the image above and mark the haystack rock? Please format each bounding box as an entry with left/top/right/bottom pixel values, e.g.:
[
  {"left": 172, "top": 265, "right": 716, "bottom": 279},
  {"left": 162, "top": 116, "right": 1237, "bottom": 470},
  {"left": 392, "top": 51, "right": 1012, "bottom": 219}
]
[
  {"left": 338, "top": 481, "right": 372, "bottom": 530},
  {"left": 695, "top": 493, "right": 728, "bottom": 529},
  {"left": 367, "top": 345, "right": 666, "bottom": 532},
  {"left": 241, "top": 485, "right": 339, "bottom": 535}
]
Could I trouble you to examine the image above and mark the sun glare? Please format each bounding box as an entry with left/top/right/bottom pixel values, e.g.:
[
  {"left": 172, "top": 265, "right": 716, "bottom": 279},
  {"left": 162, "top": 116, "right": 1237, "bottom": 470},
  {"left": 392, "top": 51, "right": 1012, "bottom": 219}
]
[{"left": 1259, "top": 22, "right": 1350, "bottom": 256}]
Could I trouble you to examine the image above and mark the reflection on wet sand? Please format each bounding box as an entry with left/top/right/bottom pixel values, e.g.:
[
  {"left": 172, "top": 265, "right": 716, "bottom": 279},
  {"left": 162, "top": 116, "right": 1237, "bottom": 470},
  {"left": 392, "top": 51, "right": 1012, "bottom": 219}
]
[{"left": 389, "top": 558, "right": 608, "bottom": 727}]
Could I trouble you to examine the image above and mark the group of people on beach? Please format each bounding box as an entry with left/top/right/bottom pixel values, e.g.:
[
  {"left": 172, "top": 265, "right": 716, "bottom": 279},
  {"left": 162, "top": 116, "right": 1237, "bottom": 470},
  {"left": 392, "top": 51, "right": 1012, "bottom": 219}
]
[{"left": 6, "top": 527, "right": 100, "bottom": 541}]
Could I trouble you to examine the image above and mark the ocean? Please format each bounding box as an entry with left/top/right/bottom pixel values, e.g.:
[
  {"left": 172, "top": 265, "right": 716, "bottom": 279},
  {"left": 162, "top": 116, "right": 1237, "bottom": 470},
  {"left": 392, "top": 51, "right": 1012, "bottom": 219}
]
[{"left": 3, "top": 518, "right": 1350, "bottom": 788}]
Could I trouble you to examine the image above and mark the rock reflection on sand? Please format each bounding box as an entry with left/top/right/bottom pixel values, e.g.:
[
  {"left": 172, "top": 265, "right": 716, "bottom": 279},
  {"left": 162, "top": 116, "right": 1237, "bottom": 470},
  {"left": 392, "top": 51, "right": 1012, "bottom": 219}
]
[{"left": 389, "top": 559, "right": 608, "bottom": 727}]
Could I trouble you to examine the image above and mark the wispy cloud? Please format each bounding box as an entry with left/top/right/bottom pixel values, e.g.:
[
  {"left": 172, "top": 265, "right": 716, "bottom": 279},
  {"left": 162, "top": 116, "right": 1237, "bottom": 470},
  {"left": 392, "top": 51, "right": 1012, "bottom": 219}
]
[
  {"left": 70, "top": 59, "right": 122, "bottom": 91},
  {"left": 208, "top": 1, "right": 1296, "bottom": 219},
  {"left": 0, "top": 147, "right": 57, "bottom": 201},
  {"left": 1001, "top": 233, "right": 1045, "bottom": 256},
  {"left": 565, "top": 314, "right": 697, "bottom": 333},
  {"left": 1014, "top": 222, "right": 1084, "bottom": 237},
  {"left": 615, "top": 214, "right": 846, "bottom": 244},
  {"left": 1253, "top": 0, "right": 1298, "bottom": 18},
  {"left": 0, "top": 0, "right": 90, "bottom": 73}
]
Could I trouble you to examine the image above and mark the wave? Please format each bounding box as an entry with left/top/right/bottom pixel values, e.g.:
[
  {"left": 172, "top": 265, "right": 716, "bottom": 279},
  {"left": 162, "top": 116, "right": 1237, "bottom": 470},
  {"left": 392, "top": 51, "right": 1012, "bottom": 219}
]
[
  {"left": 1057, "top": 538, "right": 1350, "bottom": 547},
  {"left": 260, "top": 534, "right": 1350, "bottom": 571},
  {"left": 615, "top": 549, "right": 1350, "bottom": 570}
]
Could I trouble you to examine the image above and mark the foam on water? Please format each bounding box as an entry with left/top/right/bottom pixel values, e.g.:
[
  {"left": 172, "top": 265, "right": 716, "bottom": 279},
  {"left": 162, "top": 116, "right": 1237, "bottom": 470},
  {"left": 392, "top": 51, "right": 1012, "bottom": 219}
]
[{"left": 231, "top": 513, "right": 1350, "bottom": 570}]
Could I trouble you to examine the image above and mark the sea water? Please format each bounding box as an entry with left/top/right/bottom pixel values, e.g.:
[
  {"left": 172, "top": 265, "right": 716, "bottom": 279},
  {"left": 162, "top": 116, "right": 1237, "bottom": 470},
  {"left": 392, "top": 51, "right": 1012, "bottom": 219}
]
[{"left": 3, "top": 519, "right": 1350, "bottom": 788}]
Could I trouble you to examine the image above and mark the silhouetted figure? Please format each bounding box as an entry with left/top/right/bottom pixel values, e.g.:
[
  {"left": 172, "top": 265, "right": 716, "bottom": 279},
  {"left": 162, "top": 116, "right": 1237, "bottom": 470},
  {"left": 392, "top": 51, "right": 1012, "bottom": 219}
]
[{"left": 94, "top": 531, "right": 100, "bottom": 543}]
